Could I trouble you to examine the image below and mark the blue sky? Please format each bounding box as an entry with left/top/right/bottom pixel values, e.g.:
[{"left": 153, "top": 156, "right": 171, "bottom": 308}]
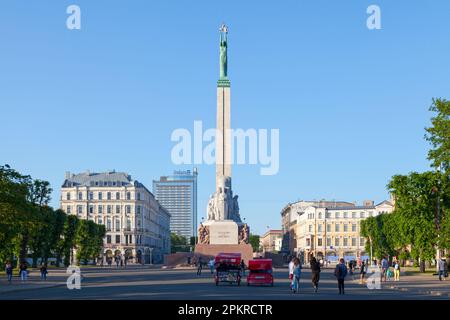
[{"left": 1, "top": 1, "right": 449, "bottom": 235}]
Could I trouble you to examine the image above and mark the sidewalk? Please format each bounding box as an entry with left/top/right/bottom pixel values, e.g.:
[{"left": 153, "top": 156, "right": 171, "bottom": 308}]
[
  {"left": 386, "top": 272, "right": 450, "bottom": 298},
  {"left": 351, "top": 270, "right": 450, "bottom": 298},
  {"left": 0, "top": 269, "right": 67, "bottom": 295}
]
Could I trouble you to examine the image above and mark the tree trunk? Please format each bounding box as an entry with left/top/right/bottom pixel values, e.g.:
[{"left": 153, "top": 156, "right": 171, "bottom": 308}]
[{"left": 18, "top": 232, "right": 29, "bottom": 266}]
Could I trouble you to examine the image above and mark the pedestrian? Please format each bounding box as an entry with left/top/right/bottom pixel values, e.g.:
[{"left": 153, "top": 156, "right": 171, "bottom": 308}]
[
  {"left": 381, "top": 256, "right": 389, "bottom": 282},
  {"left": 5, "top": 261, "right": 13, "bottom": 284},
  {"left": 438, "top": 258, "right": 447, "bottom": 281},
  {"left": 115, "top": 256, "right": 120, "bottom": 268},
  {"left": 108, "top": 258, "right": 112, "bottom": 268},
  {"left": 394, "top": 260, "right": 400, "bottom": 281},
  {"left": 208, "top": 258, "right": 215, "bottom": 274},
  {"left": 240, "top": 259, "right": 246, "bottom": 276},
  {"left": 120, "top": 257, "right": 123, "bottom": 268},
  {"left": 334, "top": 258, "right": 348, "bottom": 295},
  {"left": 124, "top": 257, "right": 128, "bottom": 268},
  {"left": 197, "top": 257, "right": 203, "bottom": 276},
  {"left": 359, "top": 260, "right": 367, "bottom": 284},
  {"left": 310, "top": 257, "right": 321, "bottom": 293},
  {"left": 348, "top": 261, "right": 353, "bottom": 275},
  {"left": 291, "top": 258, "right": 301, "bottom": 293},
  {"left": 40, "top": 264, "right": 48, "bottom": 281},
  {"left": 19, "top": 262, "right": 28, "bottom": 282},
  {"left": 288, "top": 256, "right": 295, "bottom": 290}
]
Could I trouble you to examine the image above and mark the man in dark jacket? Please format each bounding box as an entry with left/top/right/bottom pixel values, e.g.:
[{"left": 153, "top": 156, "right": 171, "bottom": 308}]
[
  {"left": 335, "top": 258, "right": 348, "bottom": 294},
  {"left": 310, "top": 257, "right": 321, "bottom": 293}
]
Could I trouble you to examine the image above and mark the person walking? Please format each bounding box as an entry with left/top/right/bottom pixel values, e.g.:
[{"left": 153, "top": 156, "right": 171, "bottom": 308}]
[
  {"left": 334, "top": 258, "right": 348, "bottom": 295},
  {"left": 40, "top": 264, "right": 48, "bottom": 281},
  {"left": 393, "top": 260, "right": 400, "bottom": 281},
  {"left": 240, "top": 259, "right": 246, "bottom": 276},
  {"left": 291, "top": 258, "right": 302, "bottom": 293},
  {"left": 208, "top": 258, "right": 215, "bottom": 274},
  {"left": 438, "top": 258, "right": 447, "bottom": 281},
  {"left": 197, "top": 257, "right": 203, "bottom": 276},
  {"left": 359, "top": 260, "right": 367, "bottom": 284},
  {"left": 5, "top": 261, "right": 13, "bottom": 284},
  {"left": 381, "top": 256, "right": 389, "bottom": 282},
  {"left": 19, "top": 262, "right": 28, "bottom": 282},
  {"left": 310, "top": 257, "right": 321, "bottom": 293},
  {"left": 288, "top": 256, "right": 295, "bottom": 290}
]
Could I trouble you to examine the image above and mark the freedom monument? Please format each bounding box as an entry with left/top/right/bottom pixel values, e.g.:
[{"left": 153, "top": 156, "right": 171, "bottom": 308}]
[{"left": 195, "top": 24, "right": 253, "bottom": 262}]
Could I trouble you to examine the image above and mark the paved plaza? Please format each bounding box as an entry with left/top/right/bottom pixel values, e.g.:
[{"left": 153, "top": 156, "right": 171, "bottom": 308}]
[{"left": 0, "top": 265, "right": 448, "bottom": 300}]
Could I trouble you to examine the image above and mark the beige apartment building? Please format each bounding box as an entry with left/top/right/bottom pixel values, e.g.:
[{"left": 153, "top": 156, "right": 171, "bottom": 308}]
[
  {"left": 281, "top": 199, "right": 394, "bottom": 263},
  {"left": 60, "top": 171, "right": 171, "bottom": 264},
  {"left": 260, "top": 230, "right": 283, "bottom": 253},
  {"left": 297, "top": 200, "right": 394, "bottom": 263}
]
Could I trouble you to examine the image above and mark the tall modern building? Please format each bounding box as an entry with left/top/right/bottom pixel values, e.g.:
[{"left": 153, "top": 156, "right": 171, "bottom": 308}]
[{"left": 153, "top": 169, "right": 198, "bottom": 240}]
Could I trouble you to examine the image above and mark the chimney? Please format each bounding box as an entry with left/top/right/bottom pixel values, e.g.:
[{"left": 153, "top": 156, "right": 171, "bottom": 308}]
[{"left": 363, "top": 200, "right": 374, "bottom": 206}]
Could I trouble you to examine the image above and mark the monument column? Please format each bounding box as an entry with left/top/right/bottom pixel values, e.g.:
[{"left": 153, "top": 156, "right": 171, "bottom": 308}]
[{"left": 216, "top": 24, "right": 232, "bottom": 189}]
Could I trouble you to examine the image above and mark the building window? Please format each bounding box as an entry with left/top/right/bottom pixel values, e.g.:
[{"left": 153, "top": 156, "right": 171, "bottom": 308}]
[
  {"left": 98, "top": 192, "right": 103, "bottom": 200},
  {"left": 318, "top": 224, "right": 322, "bottom": 232},
  {"left": 115, "top": 235, "right": 120, "bottom": 244},
  {"left": 352, "top": 237, "right": 357, "bottom": 247},
  {"left": 66, "top": 192, "right": 71, "bottom": 200},
  {"left": 326, "top": 212, "right": 331, "bottom": 219},
  {"left": 352, "top": 212, "right": 356, "bottom": 218},
  {"left": 126, "top": 205, "right": 131, "bottom": 214},
  {"left": 126, "top": 219, "right": 131, "bottom": 231},
  {"left": 66, "top": 206, "right": 71, "bottom": 214},
  {"left": 116, "top": 205, "right": 120, "bottom": 214},
  {"left": 352, "top": 223, "right": 357, "bottom": 232},
  {"left": 89, "top": 205, "right": 94, "bottom": 214},
  {"left": 306, "top": 238, "right": 311, "bottom": 247},
  {"left": 344, "top": 224, "right": 348, "bottom": 232},
  {"left": 318, "top": 212, "right": 322, "bottom": 219},
  {"left": 98, "top": 217, "right": 103, "bottom": 225},
  {"left": 106, "top": 219, "right": 111, "bottom": 231},
  {"left": 89, "top": 192, "right": 93, "bottom": 200},
  {"left": 98, "top": 205, "right": 103, "bottom": 214},
  {"left": 77, "top": 205, "right": 83, "bottom": 214},
  {"left": 335, "top": 212, "right": 340, "bottom": 219},
  {"left": 343, "top": 237, "right": 348, "bottom": 247},
  {"left": 107, "top": 205, "right": 112, "bottom": 214},
  {"left": 137, "top": 192, "right": 141, "bottom": 201},
  {"left": 360, "top": 237, "right": 365, "bottom": 246},
  {"left": 115, "top": 219, "right": 120, "bottom": 231},
  {"left": 78, "top": 192, "right": 83, "bottom": 200},
  {"left": 335, "top": 237, "right": 340, "bottom": 247},
  {"left": 326, "top": 237, "right": 331, "bottom": 246},
  {"left": 317, "top": 238, "right": 323, "bottom": 246},
  {"left": 106, "top": 235, "right": 111, "bottom": 244},
  {"left": 344, "top": 212, "right": 348, "bottom": 219},
  {"left": 126, "top": 192, "right": 131, "bottom": 200},
  {"left": 360, "top": 212, "right": 365, "bottom": 218},
  {"left": 116, "top": 192, "right": 120, "bottom": 200},
  {"left": 129, "top": 235, "right": 133, "bottom": 244},
  {"left": 335, "top": 224, "right": 340, "bottom": 232},
  {"left": 136, "top": 206, "right": 141, "bottom": 214},
  {"left": 326, "top": 224, "right": 331, "bottom": 232},
  {"left": 107, "top": 192, "right": 111, "bottom": 200},
  {"left": 308, "top": 225, "right": 313, "bottom": 233}
]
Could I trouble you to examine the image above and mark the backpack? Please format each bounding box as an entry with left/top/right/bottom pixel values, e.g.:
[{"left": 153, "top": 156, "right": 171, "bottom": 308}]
[{"left": 334, "top": 264, "right": 342, "bottom": 278}]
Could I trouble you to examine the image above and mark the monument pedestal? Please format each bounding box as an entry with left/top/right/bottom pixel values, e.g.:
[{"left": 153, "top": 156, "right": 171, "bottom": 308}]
[
  {"left": 195, "top": 220, "right": 253, "bottom": 262},
  {"left": 194, "top": 243, "right": 254, "bottom": 264}
]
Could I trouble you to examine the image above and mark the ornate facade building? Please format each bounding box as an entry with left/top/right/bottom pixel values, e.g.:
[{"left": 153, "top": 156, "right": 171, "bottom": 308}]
[
  {"left": 281, "top": 199, "right": 394, "bottom": 263},
  {"left": 60, "top": 171, "right": 170, "bottom": 264}
]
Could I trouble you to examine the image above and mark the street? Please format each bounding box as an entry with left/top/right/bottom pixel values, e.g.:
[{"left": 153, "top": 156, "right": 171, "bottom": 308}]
[{"left": 0, "top": 266, "right": 448, "bottom": 300}]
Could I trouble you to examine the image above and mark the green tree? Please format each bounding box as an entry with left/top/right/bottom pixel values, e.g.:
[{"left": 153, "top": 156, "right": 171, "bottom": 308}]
[
  {"left": 388, "top": 172, "right": 442, "bottom": 272},
  {"left": 249, "top": 234, "right": 260, "bottom": 252},
  {"left": 425, "top": 98, "right": 450, "bottom": 173},
  {"left": 170, "top": 233, "right": 189, "bottom": 253}
]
